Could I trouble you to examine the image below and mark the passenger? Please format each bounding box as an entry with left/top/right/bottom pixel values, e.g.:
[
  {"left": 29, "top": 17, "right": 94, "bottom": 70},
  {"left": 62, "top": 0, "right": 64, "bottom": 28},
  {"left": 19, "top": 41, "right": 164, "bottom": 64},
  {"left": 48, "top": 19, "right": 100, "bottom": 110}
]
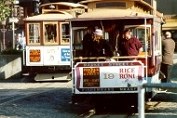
[
  {"left": 118, "top": 29, "right": 143, "bottom": 57},
  {"left": 91, "top": 29, "right": 113, "bottom": 57},
  {"left": 83, "top": 27, "right": 94, "bottom": 57},
  {"left": 160, "top": 31, "right": 175, "bottom": 83},
  {"left": 16, "top": 34, "right": 26, "bottom": 50}
]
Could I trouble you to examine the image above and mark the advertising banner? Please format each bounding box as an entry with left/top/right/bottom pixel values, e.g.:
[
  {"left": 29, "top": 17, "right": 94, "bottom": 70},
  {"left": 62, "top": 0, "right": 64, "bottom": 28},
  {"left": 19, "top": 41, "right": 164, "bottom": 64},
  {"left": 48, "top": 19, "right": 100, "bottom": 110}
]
[
  {"left": 74, "top": 61, "right": 144, "bottom": 94},
  {"left": 58, "top": 46, "right": 70, "bottom": 65}
]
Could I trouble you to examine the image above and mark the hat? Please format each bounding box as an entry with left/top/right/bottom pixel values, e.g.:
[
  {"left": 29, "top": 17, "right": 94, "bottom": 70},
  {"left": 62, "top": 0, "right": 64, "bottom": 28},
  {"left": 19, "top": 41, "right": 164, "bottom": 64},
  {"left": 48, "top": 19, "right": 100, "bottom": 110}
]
[
  {"left": 94, "top": 29, "right": 103, "bottom": 36},
  {"left": 165, "top": 31, "right": 171, "bottom": 38}
]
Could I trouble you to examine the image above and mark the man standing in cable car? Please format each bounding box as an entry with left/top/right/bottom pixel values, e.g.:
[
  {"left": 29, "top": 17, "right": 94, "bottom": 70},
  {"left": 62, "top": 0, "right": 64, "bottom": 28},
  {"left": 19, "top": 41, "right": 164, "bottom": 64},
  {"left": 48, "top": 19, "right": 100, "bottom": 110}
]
[
  {"left": 118, "top": 29, "right": 143, "bottom": 57},
  {"left": 91, "top": 29, "right": 113, "bottom": 58}
]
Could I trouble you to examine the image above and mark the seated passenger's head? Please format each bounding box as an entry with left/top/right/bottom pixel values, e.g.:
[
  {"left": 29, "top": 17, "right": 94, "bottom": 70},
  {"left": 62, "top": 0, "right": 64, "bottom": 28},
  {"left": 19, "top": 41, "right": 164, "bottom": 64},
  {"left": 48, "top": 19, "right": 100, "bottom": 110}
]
[
  {"left": 123, "top": 29, "right": 132, "bottom": 40},
  {"left": 94, "top": 29, "right": 103, "bottom": 41}
]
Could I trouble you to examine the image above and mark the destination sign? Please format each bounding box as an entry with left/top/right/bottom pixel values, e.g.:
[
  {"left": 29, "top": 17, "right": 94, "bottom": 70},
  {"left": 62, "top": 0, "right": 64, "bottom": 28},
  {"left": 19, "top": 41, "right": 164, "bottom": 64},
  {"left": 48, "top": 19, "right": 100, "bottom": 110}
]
[
  {"left": 30, "top": 49, "right": 41, "bottom": 62},
  {"left": 83, "top": 68, "right": 100, "bottom": 87}
]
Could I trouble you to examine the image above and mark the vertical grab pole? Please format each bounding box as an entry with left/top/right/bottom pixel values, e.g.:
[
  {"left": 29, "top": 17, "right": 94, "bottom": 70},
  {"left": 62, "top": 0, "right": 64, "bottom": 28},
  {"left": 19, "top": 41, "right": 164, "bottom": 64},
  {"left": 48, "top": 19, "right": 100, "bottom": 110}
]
[
  {"left": 138, "top": 83, "right": 145, "bottom": 118},
  {"left": 138, "top": 17, "right": 147, "bottom": 118}
]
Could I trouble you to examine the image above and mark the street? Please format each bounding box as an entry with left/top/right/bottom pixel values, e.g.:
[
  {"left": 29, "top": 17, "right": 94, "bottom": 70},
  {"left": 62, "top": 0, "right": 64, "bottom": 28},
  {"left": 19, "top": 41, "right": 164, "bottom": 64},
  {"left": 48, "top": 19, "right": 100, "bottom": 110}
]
[
  {"left": 0, "top": 79, "right": 177, "bottom": 117},
  {"left": 0, "top": 58, "right": 177, "bottom": 118}
]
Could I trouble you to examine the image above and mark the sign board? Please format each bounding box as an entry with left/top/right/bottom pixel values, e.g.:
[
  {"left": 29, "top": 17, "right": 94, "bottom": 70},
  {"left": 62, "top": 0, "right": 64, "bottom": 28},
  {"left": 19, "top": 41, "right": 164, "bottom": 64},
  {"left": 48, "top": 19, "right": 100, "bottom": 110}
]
[
  {"left": 26, "top": 46, "right": 43, "bottom": 66},
  {"left": 43, "top": 46, "right": 60, "bottom": 65},
  {"left": 74, "top": 61, "right": 144, "bottom": 94},
  {"left": 0, "top": 29, "right": 7, "bottom": 32},
  {"left": 9, "top": 17, "right": 19, "bottom": 23},
  {"left": 61, "top": 48, "right": 70, "bottom": 61},
  {"left": 58, "top": 46, "right": 70, "bottom": 65}
]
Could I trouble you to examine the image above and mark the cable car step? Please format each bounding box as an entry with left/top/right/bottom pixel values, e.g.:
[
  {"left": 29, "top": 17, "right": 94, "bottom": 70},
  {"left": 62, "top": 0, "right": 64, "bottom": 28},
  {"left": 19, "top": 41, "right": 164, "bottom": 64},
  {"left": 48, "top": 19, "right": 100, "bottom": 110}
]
[{"left": 34, "top": 73, "right": 71, "bottom": 82}]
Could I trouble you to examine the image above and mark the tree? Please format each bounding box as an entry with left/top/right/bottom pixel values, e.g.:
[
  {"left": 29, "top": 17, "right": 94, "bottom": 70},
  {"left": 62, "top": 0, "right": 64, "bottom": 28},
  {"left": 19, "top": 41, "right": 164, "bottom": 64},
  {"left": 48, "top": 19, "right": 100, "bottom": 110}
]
[
  {"left": 0, "top": 0, "right": 14, "bottom": 22},
  {"left": 0, "top": 0, "right": 14, "bottom": 51}
]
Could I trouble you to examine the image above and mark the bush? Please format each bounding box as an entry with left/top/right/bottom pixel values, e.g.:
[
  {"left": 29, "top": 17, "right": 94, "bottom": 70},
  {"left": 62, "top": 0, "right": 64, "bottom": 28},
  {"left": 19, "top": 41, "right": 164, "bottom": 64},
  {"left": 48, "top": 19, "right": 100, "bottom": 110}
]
[{"left": 0, "top": 49, "right": 23, "bottom": 55}]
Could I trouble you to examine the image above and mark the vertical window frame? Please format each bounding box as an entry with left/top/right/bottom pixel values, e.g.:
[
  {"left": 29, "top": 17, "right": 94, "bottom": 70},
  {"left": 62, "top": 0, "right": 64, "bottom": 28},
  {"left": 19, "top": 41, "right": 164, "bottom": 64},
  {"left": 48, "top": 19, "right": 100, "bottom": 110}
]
[
  {"left": 60, "top": 22, "right": 70, "bottom": 45},
  {"left": 43, "top": 21, "right": 59, "bottom": 45},
  {"left": 27, "top": 23, "right": 41, "bottom": 45}
]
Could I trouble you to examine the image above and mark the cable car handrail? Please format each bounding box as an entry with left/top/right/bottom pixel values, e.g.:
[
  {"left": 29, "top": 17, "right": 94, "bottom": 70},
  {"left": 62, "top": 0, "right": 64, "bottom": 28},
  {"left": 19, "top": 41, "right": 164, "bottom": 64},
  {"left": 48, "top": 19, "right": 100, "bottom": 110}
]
[{"left": 73, "top": 55, "right": 147, "bottom": 61}]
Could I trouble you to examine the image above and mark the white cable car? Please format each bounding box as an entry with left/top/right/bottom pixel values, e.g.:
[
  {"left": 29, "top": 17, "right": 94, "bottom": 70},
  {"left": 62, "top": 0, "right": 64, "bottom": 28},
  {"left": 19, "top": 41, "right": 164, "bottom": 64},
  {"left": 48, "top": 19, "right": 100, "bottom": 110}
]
[{"left": 23, "top": 2, "right": 87, "bottom": 81}]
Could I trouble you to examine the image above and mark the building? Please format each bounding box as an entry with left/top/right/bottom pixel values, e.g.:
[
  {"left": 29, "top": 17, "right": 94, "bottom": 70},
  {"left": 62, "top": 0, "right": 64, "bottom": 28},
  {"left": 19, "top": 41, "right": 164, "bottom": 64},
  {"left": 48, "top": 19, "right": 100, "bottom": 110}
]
[{"left": 156, "top": 0, "right": 177, "bottom": 52}]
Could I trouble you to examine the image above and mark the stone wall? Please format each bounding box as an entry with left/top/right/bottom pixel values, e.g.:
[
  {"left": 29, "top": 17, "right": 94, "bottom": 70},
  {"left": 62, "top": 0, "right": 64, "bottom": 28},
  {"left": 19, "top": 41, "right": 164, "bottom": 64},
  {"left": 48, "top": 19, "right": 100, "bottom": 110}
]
[{"left": 0, "top": 55, "right": 22, "bottom": 80}]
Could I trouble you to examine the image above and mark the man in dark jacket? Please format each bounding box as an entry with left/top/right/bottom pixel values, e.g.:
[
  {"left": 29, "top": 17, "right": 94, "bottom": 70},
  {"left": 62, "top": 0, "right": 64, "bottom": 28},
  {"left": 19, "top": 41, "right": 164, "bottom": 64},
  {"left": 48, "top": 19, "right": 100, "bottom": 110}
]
[
  {"left": 83, "top": 27, "right": 94, "bottom": 57},
  {"left": 161, "top": 31, "right": 175, "bottom": 83},
  {"left": 91, "top": 29, "right": 113, "bottom": 57}
]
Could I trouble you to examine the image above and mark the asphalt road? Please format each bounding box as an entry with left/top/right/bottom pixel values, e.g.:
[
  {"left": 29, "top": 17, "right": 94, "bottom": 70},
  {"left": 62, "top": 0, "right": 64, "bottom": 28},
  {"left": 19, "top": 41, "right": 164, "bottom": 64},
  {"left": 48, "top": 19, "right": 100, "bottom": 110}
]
[{"left": 0, "top": 78, "right": 177, "bottom": 118}]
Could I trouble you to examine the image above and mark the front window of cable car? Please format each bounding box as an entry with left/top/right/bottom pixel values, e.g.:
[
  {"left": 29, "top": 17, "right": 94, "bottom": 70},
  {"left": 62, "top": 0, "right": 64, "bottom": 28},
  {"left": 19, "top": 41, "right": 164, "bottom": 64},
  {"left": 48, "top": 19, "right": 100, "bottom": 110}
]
[
  {"left": 72, "top": 27, "right": 85, "bottom": 57},
  {"left": 43, "top": 22, "right": 58, "bottom": 44},
  {"left": 172, "top": 31, "right": 177, "bottom": 52},
  {"left": 60, "top": 22, "right": 70, "bottom": 44},
  {"left": 27, "top": 23, "right": 40, "bottom": 44}
]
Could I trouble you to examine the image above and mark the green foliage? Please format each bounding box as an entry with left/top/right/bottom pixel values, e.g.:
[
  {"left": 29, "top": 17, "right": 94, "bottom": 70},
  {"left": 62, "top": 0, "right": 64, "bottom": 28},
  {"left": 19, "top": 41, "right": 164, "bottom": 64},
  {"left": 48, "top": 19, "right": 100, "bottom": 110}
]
[{"left": 0, "top": 0, "right": 14, "bottom": 21}]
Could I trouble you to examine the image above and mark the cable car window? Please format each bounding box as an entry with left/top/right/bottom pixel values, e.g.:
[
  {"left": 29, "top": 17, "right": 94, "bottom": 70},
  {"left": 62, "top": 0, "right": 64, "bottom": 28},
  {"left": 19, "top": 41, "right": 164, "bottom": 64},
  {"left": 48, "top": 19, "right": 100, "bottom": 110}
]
[
  {"left": 27, "top": 23, "right": 40, "bottom": 44},
  {"left": 44, "top": 22, "right": 58, "bottom": 44},
  {"left": 73, "top": 28, "right": 85, "bottom": 49},
  {"left": 173, "top": 31, "right": 177, "bottom": 40},
  {"left": 60, "top": 22, "right": 70, "bottom": 44},
  {"left": 172, "top": 31, "right": 177, "bottom": 52},
  {"left": 127, "top": 25, "right": 151, "bottom": 53},
  {"left": 136, "top": 28, "right": 149, "bottom": 51},
  {"left": 72, "top": 27, "right": 87, "bottom": 57},
  {"left": 154, "top": 23, "right": 161, "bottom": 51}
]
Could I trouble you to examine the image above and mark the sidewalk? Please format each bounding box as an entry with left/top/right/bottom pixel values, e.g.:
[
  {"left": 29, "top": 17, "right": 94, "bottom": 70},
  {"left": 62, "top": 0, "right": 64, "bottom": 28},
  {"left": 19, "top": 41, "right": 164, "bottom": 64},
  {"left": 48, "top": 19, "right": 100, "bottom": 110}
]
[{"left": 174, "top": 53, "right": 177, "bottom": 64}]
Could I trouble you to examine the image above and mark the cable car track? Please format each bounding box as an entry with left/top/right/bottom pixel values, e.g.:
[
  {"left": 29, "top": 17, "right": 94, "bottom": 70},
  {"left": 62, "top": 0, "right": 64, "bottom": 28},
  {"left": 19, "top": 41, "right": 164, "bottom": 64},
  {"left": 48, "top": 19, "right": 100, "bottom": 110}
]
[
  {"left": 71, "top": 100, "right": 139, "bottom": 118},
  {"left": 77, "top": 107, "right": 137, "bottom": 118}
]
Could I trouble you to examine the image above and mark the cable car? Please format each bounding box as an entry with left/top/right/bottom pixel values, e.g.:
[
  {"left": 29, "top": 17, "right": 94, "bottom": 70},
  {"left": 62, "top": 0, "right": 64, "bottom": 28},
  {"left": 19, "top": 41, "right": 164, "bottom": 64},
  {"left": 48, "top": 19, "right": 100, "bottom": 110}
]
[
  {"left": 23, "top": 2, "right": 87, "bottom": 81},
  {"left": 70, "top": 0, "right": 164, "bottom": 108}
]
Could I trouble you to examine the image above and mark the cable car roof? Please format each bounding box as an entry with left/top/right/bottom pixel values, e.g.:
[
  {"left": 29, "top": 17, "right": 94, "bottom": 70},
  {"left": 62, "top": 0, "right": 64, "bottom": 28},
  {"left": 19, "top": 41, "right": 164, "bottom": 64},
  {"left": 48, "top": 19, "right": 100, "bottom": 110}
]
[
  {"left": 70, "top": 0, "right": 163, "bottom": 22},
  {"left": 79, "top": 0, "right": 153, "bottom": 10},
  {"left": 24, "top": 11, "right": 73, "bottom": 21},
  {"left": 70, "top": 9, "right": 154, "bottom": 21},
  {"left": 40, "top": 2, "right": 88, "bottom": 9}
]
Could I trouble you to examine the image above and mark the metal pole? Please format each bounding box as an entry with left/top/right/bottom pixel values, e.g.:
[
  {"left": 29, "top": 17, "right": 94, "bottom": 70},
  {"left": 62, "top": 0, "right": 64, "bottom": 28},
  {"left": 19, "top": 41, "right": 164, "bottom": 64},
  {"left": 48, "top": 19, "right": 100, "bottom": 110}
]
[
  {"left": 12, "top": 20, "right": 15, "bottom": 49},
  {"left": 143, "top": 83, "right": 177, "bottom": 89},
  {"left": 138, "top": 84, "right": 145, "bottom": 118},
  {"left": 12, "top": 1, "right": 15, "bottom": 49},
  {"left": 1, "top": 25, "right": 7, "bottom": 50},
  {"left": 138, "top": 82, "right": 177, "bottom": 118}
]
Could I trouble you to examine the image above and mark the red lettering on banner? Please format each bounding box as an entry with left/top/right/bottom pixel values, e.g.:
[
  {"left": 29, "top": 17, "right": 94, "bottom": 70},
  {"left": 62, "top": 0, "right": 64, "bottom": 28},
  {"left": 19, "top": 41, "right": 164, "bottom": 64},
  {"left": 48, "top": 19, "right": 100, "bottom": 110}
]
[
  {"left": 119, "top": 68, "right": 135, "bottom": 79},
  {"left": 119, "top": 68, "right": 134, "bottom": 73},
  {"left": 119, "top": 74, "right": 135, "bottom": 79}
]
